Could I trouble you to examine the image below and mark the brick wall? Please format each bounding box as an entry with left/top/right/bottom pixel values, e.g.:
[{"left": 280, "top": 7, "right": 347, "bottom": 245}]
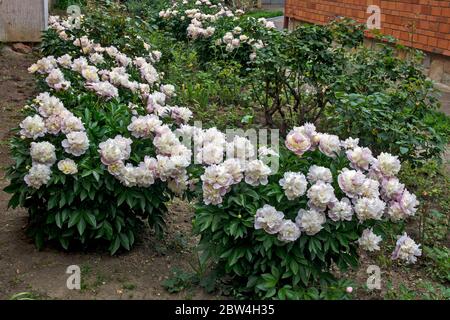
[{"left": 285, "top": 0, "right": 450, "bottom": 56}]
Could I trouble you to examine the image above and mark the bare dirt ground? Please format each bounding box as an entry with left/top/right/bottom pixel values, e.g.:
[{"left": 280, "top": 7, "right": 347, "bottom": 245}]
[{"left": 0, "top": 44, "right": 447, "bottom": 300}]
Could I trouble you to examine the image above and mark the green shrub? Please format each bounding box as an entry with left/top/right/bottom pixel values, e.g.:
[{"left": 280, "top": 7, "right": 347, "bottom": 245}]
[{"left": 5, "top": 12, "right": 183, "bottom": 254}]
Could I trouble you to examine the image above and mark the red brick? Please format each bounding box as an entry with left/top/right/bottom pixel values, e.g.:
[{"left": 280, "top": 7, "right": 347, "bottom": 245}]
[
  {"left": 439, "top": 23, "right": 450, "bottom": 33},
  {"left": 431, "top": 6, "right": 442, "bottom": 15},
  {"left": 428, "top": 36, "right": 438, "bottom": 47},
  {"left": 420, "top": 5, "right": 432, "bottom": 15}
]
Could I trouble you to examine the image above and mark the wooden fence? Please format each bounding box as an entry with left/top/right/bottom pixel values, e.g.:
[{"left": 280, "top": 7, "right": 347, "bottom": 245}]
[{"left": 0, "top": 0, "right": 49, "bottom": 42}]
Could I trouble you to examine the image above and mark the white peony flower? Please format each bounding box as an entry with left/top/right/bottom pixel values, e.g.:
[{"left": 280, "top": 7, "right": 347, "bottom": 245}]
[
  {"left": 338, "top": 168, "right": 366, "bottom": 198},
  {"left": 86, "top": 81, "right": 118, "bottom": 99},
  {"left": 57, "top": 158, "right": 78, "bottom": 175},
  {"left": 30, "top": 141, "right": 56, "bottom": 166},
  {"left": 357, "top": 228, "right": 382, "bottom": 252},
  {"left": 391, "top": 233, "right": 421, "bottom": 264},
  {"left": 307, "top": 181, "right": 336, "bottom": 211},
  {"left": 24, "top": 164, "right": 52, "bottom": 189},
  {"left": 244, "top": 159, "right": 271, "bottom": 186},
  {"left": 61, "top": 131, "right": 89, "bottom": 156},
  {"left": 127, "top": 115, "right": 162, "bottom": 138},
  {"left": 354, "top": 197, "right": 386, "bottom": 221},
  {"left": 307, "top": 165, "right": 333, "bottom": 184},
  {"left": 89, "top": 53, "right": 105, "bottom": 65},
  {"left": 346, "top": 147, "right": 374, "bottom": 171},
  {"left": 19, "top": 115, "right": 47, "bottom": 139},
  {"left": 296, "top": 208, "right": 326, "bottom": 236},
  {"left": 279, "top": 172, "right": 308, "bottom": 200},
  {"left": 381, "top": 177, "right": 405, "bottom": 201},
  {"left": 372, "top": 152, "right": 401, "bottom": 177},
  {"left": 341, "top": 137, "right": 359, "bottom": 150},
  {"left": 61, "top": 115, "right": 85, "bottom": 134},
  {"left": 161, "top": 84, "right": 176, "bottom": 97},
  {"left": 277, "top": 220, "right": 301, "bottom": 242},
  {"left": 317, "top": 133, "right": 341, "bottom": 157},
  {"left": 397, "top": 189, "right": 419, "bottom": 216},
  {"left": 81, "top": 65, "right": 100, "bottom": 83},
  {"left": 57, "top": 54, "right": 73, "bottom": 68},
  {"left": 254, "top": 205, "right": 284, "bottom": 234},
  {"left": 328, "top": 198, "right": 353, "bottom": 221}
]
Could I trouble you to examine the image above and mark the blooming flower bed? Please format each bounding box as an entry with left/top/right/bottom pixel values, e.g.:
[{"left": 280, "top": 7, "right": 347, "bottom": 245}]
[{"left": 4, "top": 1, "right": 426, "bottom": 299}]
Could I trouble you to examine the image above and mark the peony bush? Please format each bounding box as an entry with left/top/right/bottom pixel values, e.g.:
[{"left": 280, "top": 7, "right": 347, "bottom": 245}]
[
  {"left": 157, "top": 0, "right": 277, "bottom": 67},
  {"left": 192, "top": 123, "right": 421, "bottom": 299},
  {"left": 5, "top": 15, "right": 193, "bottom": 254}
]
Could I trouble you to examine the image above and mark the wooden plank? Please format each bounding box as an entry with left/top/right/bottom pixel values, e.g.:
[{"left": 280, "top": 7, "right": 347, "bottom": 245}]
[{"left": 0, "top": 0, "right": 47, "bottom": 42}]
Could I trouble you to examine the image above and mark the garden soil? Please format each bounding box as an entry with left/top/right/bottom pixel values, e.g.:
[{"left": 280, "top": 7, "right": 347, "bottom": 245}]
[{"left": 0, "top": 45, "right": 447, "bottom": 300}]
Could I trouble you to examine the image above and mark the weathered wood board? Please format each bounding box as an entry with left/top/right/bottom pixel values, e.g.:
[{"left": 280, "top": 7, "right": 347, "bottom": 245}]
[{"left": 0, "top": 0, "right": 48, "bottom": 42}]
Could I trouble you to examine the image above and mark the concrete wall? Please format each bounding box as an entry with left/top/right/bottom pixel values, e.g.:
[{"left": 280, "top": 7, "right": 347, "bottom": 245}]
[{"left": 0, "top": 0, "right": 48, "bottom": 42}]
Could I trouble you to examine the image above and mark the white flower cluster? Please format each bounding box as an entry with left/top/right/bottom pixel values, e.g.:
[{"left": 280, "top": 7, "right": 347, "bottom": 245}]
[
  {"left": 21, "top": 93, "right": 87, "bottom": 189},
  {"left": 159, "top": 0, "right": 273, "bottom": 58},
  {"left": 29, "top": 56, "right": 71, "bottom": 91},
  {"left": 46, "top": 16, "right": 167, "bottom": 104},
  {"left": 194, "top": 130, "right": 276, "bottom": 205}
]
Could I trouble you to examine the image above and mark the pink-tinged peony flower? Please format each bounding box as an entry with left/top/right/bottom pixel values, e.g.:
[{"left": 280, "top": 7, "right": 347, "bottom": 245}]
[
  {"left": 86, "top": 81, "right": 118, "bottom": 100},
  {"left": 254, "top": 205, "right": 284, "bottom": 234},
  {"left": 61, "top": 131, "right": 89, "bottom": 156},
  {"left": 127, "top": 115, "right": 162, "bottom": 138},
  {"left": 386, "top": 201, "right": 407, "bottom": 221},
  {"left": 285, "top": 128, "right": 311, "bottom": 156},
  {"left": 296, "top": 208, "right": 326, "bottom": 236},
  {"left": 381, "top": 177, "right": 405, "bottom": 201},
  {"left": 277, "top": 220, "right": 301, "bottom": 242},
  {"left": 338, "top": 168, "right": 366, "bottom": 198},
  {"left": 346, "top": 147, "right": 374, "bottom": 171},
  {"left": 317, "top": 133, "right": 341, "bottom": 158},
  {"left": 307, "top": 181, "right": 336, "bottom": 211},
  {"left": 391, "top": 233, "right": 421, "bottom": 264},
  {"left": 328, "top": 198, "right": 353, "bottom": 222},
  {"left": 171, "top": 106, "right": 193, "bottom": 124},
  {"left": 371, "top": 152, "right": 401, "bottom": 177},
  {"left": 397, "top": 189, "right": 419, "bottom": 216}
]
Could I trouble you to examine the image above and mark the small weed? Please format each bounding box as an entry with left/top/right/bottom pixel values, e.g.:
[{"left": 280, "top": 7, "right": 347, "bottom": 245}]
[
  {"left": 122, "top": 283, "right": 137, "bottom": 291},
  {"left": 162, "top": 267, "right": 197, "bottom": 293}
]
